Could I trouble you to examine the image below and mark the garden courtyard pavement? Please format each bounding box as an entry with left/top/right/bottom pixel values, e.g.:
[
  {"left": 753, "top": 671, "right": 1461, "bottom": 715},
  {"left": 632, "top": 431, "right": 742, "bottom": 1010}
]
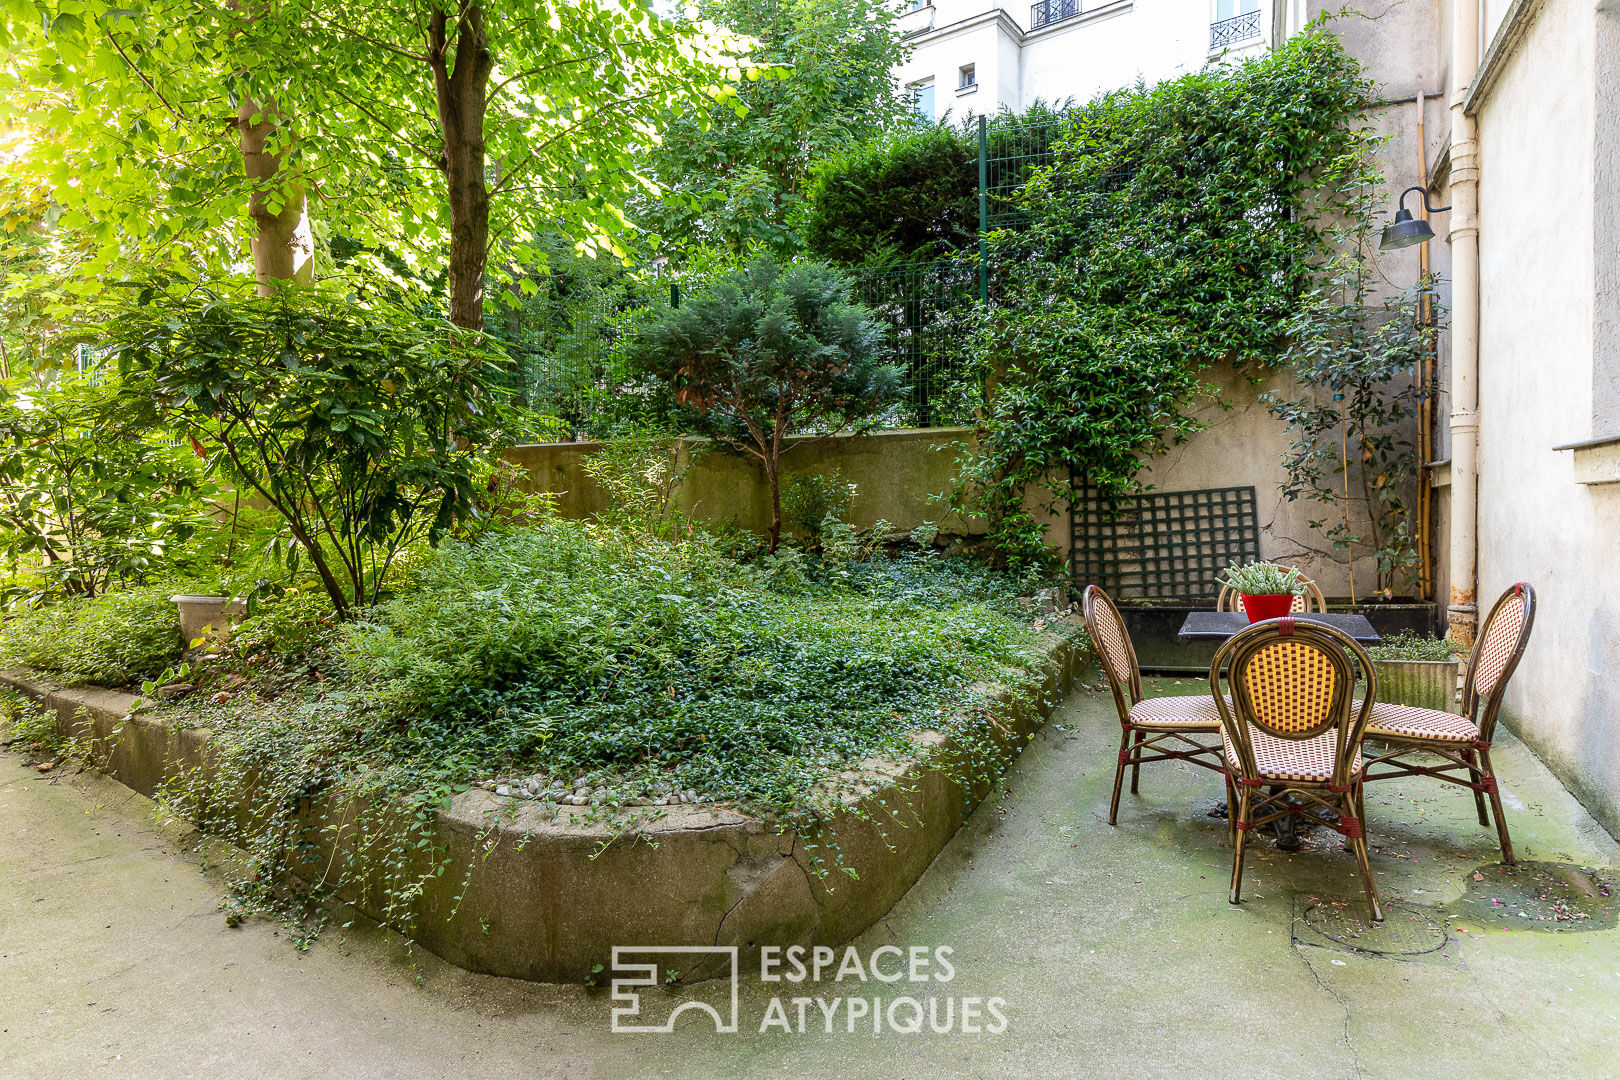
[{"left": 4, "top": 679, "right": 1620, "bottom": 1079}]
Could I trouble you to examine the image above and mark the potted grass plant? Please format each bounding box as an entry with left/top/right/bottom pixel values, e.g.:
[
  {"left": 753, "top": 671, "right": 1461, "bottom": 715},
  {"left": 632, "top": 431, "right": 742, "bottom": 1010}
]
[
  {"left": 1367, "top": 631, "right": 1463, "bottom": 712},
  {"left": 1221, "top": 560, "right": 1309, "bottom": 623}
]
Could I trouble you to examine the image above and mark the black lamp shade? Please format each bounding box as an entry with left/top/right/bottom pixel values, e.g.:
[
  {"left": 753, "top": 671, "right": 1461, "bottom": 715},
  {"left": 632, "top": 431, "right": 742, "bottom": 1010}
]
[{"left": 1380, "top": 208, "right": 1435, "bottom": 250}]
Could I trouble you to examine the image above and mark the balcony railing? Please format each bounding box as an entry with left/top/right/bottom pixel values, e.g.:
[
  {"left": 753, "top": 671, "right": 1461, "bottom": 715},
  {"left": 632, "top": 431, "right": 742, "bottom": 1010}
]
[
  {"left": 1209, "top": 9, "right": 1263, "bottom": 49},
  {"left": 1031, "top": 0, "right": 1081, "bottom": 30}
]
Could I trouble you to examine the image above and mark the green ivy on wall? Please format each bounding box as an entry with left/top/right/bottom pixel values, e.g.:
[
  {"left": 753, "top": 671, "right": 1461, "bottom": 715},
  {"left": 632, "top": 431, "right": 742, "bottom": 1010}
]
[{"left": 955, "top": 27, "right": 1384, "bottom": 567}]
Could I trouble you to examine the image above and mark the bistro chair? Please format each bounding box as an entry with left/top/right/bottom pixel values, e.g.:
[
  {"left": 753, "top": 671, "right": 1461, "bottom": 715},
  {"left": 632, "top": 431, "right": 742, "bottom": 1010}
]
[
  {"left": 1212, "top": 617, "right": 1382, "bottom": 921},
  {"left": 1216, "top": 576, "right": 1328, "bottom": 615},
  {"left": 1083, "top": 585, "right": 1226, "bottom": 825},
  {"left": 1361, "top": 582, "right": 1536, "bottom": 864}
]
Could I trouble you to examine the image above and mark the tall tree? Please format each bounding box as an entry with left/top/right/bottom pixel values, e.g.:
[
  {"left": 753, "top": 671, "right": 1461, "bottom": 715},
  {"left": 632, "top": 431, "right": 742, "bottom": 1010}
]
[
  {"left": 642, "top": 0, "right": 912, "bottom": 257},
  {"left": 1, "top": 2, "right": 753, "bottom": 327}
]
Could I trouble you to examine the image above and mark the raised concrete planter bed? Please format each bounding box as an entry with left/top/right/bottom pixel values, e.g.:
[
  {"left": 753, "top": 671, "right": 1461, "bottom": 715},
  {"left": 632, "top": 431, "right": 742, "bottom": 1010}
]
[{"left": 1, "top": 628, "right": 1090, "bottom": 984}]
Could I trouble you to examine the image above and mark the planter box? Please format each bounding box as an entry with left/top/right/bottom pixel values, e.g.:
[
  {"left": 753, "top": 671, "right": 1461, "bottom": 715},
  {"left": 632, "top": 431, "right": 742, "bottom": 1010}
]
[
  {"left": 172, "top": 595, "right": 246, "bottom": 646},
  {"left": 1372, "top": 658, "right": 1461, "bottom": 713},
  {"left": 1117, "top": 600, "right": 1441, "bottom": 674}
]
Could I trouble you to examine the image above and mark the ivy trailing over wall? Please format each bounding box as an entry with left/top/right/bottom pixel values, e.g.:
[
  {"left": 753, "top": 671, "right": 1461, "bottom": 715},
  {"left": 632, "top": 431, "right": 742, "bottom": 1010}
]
[{"left": 956, "top": 28, "right": 1382, "bottom": 566}]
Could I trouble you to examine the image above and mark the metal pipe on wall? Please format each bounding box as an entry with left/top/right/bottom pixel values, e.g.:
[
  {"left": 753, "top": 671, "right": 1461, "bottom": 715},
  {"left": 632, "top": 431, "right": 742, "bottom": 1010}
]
[
  {"left": 1416, "top": 92, "right": 1435, "bottom": 604},
  {"left": 1446, "top": 0, "right": 1483, "bottom": 645}
]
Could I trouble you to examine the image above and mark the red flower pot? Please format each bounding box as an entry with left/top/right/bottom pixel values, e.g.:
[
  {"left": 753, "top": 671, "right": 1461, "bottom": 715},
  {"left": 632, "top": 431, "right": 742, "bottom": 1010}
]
[{"left": 1241, "top": 593, "right": 1295, "bottom": 623}]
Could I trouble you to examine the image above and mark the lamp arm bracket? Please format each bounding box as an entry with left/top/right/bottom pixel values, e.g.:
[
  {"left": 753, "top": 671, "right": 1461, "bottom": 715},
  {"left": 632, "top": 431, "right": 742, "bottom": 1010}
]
[{"left": 1398, "top": 185, "right": 1452, "bottom": 214}]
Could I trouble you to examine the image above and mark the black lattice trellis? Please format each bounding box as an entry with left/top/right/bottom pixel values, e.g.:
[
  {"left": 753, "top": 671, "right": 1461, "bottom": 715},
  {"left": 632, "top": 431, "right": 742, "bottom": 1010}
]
[{"left": 1069, "top": 480, "right": 1260, "bottom": 600}]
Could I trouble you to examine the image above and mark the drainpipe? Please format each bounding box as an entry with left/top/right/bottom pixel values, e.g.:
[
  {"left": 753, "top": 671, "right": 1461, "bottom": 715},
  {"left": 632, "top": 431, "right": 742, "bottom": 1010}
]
[{"left": 1445, "top": 0, "right": 1482, "bottom": 646}]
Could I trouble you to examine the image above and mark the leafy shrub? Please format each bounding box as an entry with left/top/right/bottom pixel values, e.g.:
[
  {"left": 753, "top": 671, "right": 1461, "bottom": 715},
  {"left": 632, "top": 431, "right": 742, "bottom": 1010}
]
[
  {"left": 0, "top": 372, "right": 216, "bottom": 603},
  {"left": 109, "top": 284, "right": 515, "bottom": 617},
  {"left": 339, "top": 524, "right": 1067, "bottom": 820},
  {"left": 0, "top": 587, "right": 181, "bottom": 685},
  {"left": 782, "top": 468, "right": 857, "bottom": 543},
  {"left": 803, "top": 124, "right": 977, "bottom": 265},
  {"left": 581, "top": 436, "right": 696, "bottom": 539},
  {"left": 231, "top": 590, "right": 338, "bottom": 664},
  {"left": 630, "top": 254, "right": 900, "bottom": 549},
  {"left": 1368, "top": 631, "right": 1461, "bottom": 662}
]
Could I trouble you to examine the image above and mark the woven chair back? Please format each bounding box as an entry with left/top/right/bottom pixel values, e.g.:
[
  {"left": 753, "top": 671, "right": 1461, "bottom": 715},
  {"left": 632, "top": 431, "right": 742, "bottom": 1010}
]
[
  {"left": 1083, "top": 584, "right": 1142, "bottom": 718},
  {"left": 1462, "top": 583, "right": 1537, "bottom": 732},
  {"left": 1212, "top": 618, "right": 1377, "bottom": 789}
]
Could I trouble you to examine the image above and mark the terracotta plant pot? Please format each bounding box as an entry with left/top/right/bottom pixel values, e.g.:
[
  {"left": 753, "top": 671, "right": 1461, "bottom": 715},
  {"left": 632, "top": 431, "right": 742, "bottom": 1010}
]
[
  {"left": 1240, "top": 593, "right": 1295, "bottom": 623},
  {"left": 172, "top": 595, "right": 246, "bottom": 647}
]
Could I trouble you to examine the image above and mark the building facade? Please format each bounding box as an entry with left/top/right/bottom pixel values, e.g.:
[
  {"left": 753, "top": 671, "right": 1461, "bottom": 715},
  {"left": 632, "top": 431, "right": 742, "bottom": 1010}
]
[{"left": 896, "top": 0, "right": 1290, "bottom": 120}]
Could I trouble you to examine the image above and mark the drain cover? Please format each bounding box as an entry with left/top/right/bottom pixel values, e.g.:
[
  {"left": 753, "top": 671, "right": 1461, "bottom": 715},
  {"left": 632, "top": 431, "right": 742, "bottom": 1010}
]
[
  {"left": 1445, "top": 862, "right": 1617, "bottom": 932},
  {"left": 1296, "top": 900, "right": 1448, "bottom": 957}
]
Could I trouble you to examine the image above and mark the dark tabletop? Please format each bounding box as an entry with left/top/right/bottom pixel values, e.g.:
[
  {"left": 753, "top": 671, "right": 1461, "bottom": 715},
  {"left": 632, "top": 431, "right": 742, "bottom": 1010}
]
[{"left": 1176, "top": 611, "right": 1382, "bottom": 644}]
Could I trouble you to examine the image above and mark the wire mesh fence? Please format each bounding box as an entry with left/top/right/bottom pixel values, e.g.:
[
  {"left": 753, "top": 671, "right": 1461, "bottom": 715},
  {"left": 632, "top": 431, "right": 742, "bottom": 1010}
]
[{"left": 847, "top": 257, "right": 985, "bottom": 428}]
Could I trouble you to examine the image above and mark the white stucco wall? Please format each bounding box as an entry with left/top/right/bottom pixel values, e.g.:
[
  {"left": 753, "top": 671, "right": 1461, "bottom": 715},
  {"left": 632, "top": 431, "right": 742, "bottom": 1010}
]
[
  {"left": 897, "top": 0, "right": 1278, "bottom": 119},
  {"left": 1473, "top": 0, "right": 1620, "bottom": 834}
]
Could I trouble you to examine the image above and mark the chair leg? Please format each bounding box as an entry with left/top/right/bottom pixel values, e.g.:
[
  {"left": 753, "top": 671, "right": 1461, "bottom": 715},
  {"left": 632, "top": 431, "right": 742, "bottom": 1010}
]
[
  {"left": 1129, "top": 729, "right": 1145, "bottom": 794},
  {"left": 1229, "top": 790, "right": 1250, "bottom": 905},
  {"left": 1479, "top": 748, "right": 1516, "bottom": 865},
  {"left": 1224, "top": 774, "right": 1238, "bottom": 847},
  {"left": 1463, "top": 748, "right": 1490, "bottom": 827},
  {"left": 1108, "top": 727, "right": 1131, "bottom": 826},
  {"left": 1349, "top": 784, "right": 1383, "bottom": 922}
]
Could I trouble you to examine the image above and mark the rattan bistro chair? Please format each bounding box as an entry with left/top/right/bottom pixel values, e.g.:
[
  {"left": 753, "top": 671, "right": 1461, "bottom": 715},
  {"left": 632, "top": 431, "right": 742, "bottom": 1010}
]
[
  {"left": 1361, "top": 583, "right": 1536, "bottom": 864},
  {"left": 1216, "top": 577, "right": 1328, "bottom": 615},
  {"left": 1212, "top": 618, "right": 1382, "bottom": 921},
  {"left": 1083, "top": 585, "right": 1226, "bottom": 825}
]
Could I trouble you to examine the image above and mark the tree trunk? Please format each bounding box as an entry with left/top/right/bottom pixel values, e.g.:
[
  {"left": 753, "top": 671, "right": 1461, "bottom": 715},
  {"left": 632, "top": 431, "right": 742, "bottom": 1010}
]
[
  {"left": 764, "top": 451, "right": 782, "bottom": 551},
  {"left": 428, "top": 6, "right": 495, "bottom": 331},
  {"left": 237, "top": 99, "right": 314, "bottom": 294}
]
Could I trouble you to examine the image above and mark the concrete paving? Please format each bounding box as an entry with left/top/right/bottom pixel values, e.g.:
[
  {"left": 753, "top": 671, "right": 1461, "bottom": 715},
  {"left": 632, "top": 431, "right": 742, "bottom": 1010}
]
[{"left": 4, "top": 679, "right": 1619, "bottom": 1079}]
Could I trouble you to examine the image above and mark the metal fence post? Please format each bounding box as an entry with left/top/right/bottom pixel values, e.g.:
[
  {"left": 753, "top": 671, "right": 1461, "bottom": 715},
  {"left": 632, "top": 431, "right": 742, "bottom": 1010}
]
[
  {"left": 977, "top": 113, "right": 989, "bottom": 305},
  {"left": 670, "top": 282, "right": 680, "bottom": 309}
]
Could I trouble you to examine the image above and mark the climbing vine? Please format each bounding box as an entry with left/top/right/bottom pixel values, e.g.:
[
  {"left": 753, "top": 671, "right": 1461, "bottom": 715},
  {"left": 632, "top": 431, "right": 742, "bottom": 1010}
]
[{"left": 957, "top": 27, "right": 1384, "bottom": 565}]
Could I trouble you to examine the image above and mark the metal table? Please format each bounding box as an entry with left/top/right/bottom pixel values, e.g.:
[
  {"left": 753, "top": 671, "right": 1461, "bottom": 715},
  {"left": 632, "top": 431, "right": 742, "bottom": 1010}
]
[
  {"left": 1176, "top": 611, "right": 1382, "bottom": 645},
  {"left": 1174, "top": 610, "right": 1380, "bottom": 851}
]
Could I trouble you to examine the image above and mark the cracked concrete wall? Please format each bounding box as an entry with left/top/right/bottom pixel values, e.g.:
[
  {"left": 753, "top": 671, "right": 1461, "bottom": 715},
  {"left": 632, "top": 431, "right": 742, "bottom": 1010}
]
[{"left": 1469, "top": 0, "right": 1620, "bottom": 839}]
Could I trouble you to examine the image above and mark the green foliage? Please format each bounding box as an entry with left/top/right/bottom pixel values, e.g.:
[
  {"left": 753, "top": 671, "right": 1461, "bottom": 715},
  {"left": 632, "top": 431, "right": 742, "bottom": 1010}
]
[
  {"left": 1220, "top": 560, "right": 1309, "bottom": 596},
  {"left": 0, "top": 587, "right": 183, "bottom": 686},
  {"left": 1367, "top": 631, "right": 1461, "bottom": 662},
  {"left": 642, "top": 0, "right": 912, "bottom": 256},
  {"left": 108, "top": 283, "right": 514, "bottom": 617},
  {"left": 0, "top": 372, "right": 217, "bottom": 602},
  {"left": 782, "top": 468, "right": 857, "bottom": 543},
  {"left": 0, "top": 690, "right": 63, "bottom": 756},
  {"left": 581, "top": 437, "right": 698, "bottom": 540},
  {"left": 803, "top": 124, "right": 977, "bottom": 265},
  {"left": 340, "top": 525, "right": 1065, "bottom": 823},
  {"left": 630, "top": 254, "right": 900, "bottom": 548},
  {"left": 231, "top": 590, "right": 339, "bottom": 664},
  {"left": 130, "top": 522, "right": 1077, "bottom": 946},
  {"left": 2, "top": 0, "right": 753, "bottom": 306},
  {"left": 1264, "top": 262, "right": 1440, "bottom": 596},
  {"left": 803, "top": 102, "right": 1074, "bottom": 267},
  {"left": 953, "top": 308, "right": 1211, "bottom": 568},
  {"left": 957, "top": 30, "right": 1381, "bottom": 566}
]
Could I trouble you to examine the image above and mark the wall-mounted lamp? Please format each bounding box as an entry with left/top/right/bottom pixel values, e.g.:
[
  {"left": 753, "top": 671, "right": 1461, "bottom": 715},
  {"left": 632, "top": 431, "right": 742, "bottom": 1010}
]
[{"left": 1380, "top": 185, "right": 1452, "bottom": 250}]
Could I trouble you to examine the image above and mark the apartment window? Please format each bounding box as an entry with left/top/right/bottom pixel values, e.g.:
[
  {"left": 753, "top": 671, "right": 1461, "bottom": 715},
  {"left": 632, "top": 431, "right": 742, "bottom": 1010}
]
[
  {"left": 912, "top": 79, "right": 936, "bottom": 121},
  {"left": 1211, "top": 0, "right": 1262, "bottom": 49},
  {"left": 909, "top": 0, "right": 930, "bottom": 8},
  {"left": 959, "top": 64, "right": 977, "bottom": 89}
]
